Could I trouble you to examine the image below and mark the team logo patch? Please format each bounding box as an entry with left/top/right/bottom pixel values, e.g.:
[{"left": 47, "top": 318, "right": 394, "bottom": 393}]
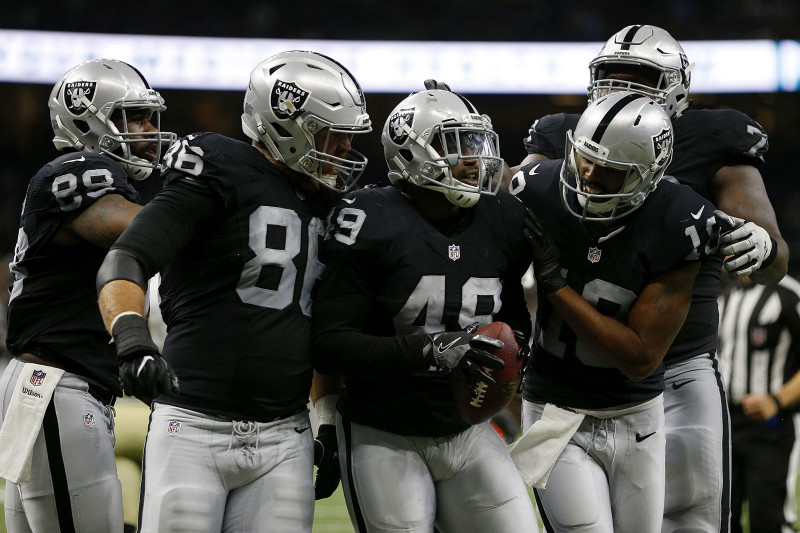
[
  {"left": 64, "top": 81, "right": 97, "bottom": 115},
  {"left": 83, "top": 413, "right": 95, "bottom": 428},
  {"left": 30, "top": 369, "right": 46, "bottom": 386},
  {"left": 388, "top": 108, "right": 415, "bottom": 145},
  {"left": 271, "top": 80, "right": 309, "bottom": 119},
  {"left": 587, "top": 246, "right": 602, "bottom": 263},
  {"left": 167, "top": 420, "right": 182, "bottom": 435},
  {"left": 448, "top": 244, "right": 461, "bottom": 261},
  {"left": 652, "top": 127, "right": 672, "bottom": 162}
]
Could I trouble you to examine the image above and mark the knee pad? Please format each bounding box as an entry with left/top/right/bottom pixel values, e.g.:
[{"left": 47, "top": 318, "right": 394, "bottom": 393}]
[
  {"left": 155, "top": 487, "right": 219, "bottom": 532},
  {"left": 665, "top": 425, "right": 721, "bottom": 513}
]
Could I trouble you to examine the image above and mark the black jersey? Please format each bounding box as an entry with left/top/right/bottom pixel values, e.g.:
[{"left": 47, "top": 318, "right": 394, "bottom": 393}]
[
  {"left": 6, "top": 152, "right": 139, "bottom": 394},
  {"left": 509, "top": 159, "right": 718, "bottom": 408},
  {"left": 522, "top": 107, "right": 765, "bottom": 363},
  {"left": 312, "top": 186, "right": 533, "bottom": 437},
  {"left": 151, "top": 133, "right": 330, "bottom": 421}
]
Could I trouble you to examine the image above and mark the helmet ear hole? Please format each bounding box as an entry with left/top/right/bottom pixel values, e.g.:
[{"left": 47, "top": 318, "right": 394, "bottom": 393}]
[{"left": 74, "top": 120, "right": 91, "bottom": 134}]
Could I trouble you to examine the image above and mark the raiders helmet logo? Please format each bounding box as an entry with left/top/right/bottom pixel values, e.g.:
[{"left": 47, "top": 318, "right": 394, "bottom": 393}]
[
  {"left": 652, "top": 127, "right": 672, "bottom": 161},
  {"left": 388, "top": 108, "right": 415, "bottom": 145},
  {"left": 64, "top": 81, "right": 97, "bottom": 115},
  {"left": 271, "top": 80, "right": 309, "bottom": 119}
]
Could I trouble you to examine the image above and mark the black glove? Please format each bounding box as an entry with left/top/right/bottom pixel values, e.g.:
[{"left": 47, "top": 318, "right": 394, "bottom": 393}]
[
  {"left": 313, "top": 424, "right": 340, "bottom": 500},
  {"left": 424, "top": 331, "right": 504, "bottom": 396},
  {"left": 512, "top": 330, "right": 531, "bottom": 393},
  {"left": 112, "top": 313, "right": 179, "bottom": 404},
  {"left": 524, "top": 208, "right": 567, "bottom": 294},
  {"left": 424, "top": 79, "right": 452, "bottom": 91}
]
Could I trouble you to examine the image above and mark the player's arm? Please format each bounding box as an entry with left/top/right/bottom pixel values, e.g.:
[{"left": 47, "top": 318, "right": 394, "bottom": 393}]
[
  {"left": 714, "top": 164, "right": 788, "bottom": 285},
  {"left": 311, "top": 258, "right": 429, "bottom": 376},
  {"left": 54, "top": 193, "right": 142, "bottom": 248},
  {"left": 96, "top": 180, "right": 220, "bottom": 401},
  {"left": 524, "top": 208, "right": 698, "bottom": 381},
  {"left": 548, "top": 262, "right": 697, "bottom": 381}
]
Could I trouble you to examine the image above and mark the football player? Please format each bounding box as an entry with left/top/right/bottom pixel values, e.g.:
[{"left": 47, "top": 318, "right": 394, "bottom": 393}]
[
  {"left": 0, "top": 59, "right": 175, "bottom": 533},
  {"left": 312, "top": 86, "right": 539, "bottom": 532},
  {"left": 95, "top": 50, "right": 371, "bottom": 532},
  {"left": 509, "top": 91, "right": 721, "bottom": 532},
  {"left": 519, "top": 24, "right": 788, "bottom": 532}
]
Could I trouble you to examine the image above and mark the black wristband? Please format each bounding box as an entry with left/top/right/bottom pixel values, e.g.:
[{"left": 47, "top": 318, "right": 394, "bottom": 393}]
[
  {"left": 762, "top": 237, "right": 778, "bottom": 269},
  {"left": 111, "top": 313, "right": 159, "bottom": 362}
]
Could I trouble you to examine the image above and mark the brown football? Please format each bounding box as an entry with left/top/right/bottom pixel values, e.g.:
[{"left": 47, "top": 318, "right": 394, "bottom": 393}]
[{"left": 451, "top": 321, "right": 524, "bottom": 425}]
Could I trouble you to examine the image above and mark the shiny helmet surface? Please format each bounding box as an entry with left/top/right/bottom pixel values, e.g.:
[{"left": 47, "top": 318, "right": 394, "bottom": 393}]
[
  {"left": 382, "top": 89, "right": 502, "bottom": 208},
  {"left": 561, "top": 91, "right": 674, "bottom": 221},
  {"left": 241, "top": 50, "right": 372, "bottom": 193},
  {"left": 588, "top": 24, "right": 692, "bottom": 119},
  {"left": 49, "top": 58, "right": 175, "bottom": 180}
]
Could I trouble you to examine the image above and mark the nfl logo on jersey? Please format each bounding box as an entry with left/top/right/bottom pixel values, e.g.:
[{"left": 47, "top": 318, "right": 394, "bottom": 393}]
[
  {"left": 83, "top": 413, "right": 95, "bottom": 428},
  {"left": 587, "top": 247, "right": 602, "bottom": 263},
  {"left": 448, "top": 244, "right": 461, "bottom": 261},
  {"left": 168, "top": 420, "right": 182, "bottom": 435},
  {"left": 30, "top": 370, "right": 46, "bottom": 386}
]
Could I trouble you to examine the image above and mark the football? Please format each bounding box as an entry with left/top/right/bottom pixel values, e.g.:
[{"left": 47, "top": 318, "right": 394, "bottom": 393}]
[{"left": 450, "top": 321, "right": 524, "bottom": 425}]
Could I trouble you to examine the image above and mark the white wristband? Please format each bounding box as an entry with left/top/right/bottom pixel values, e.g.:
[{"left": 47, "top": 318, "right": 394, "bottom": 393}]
[{"left": 314, "top": 394, "right": 339, "bottom": 426}]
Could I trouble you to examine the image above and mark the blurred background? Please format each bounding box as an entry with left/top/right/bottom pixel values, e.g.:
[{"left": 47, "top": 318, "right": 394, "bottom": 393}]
[{"left": 2, "top": 0, "right": 799, "bottom": 275}]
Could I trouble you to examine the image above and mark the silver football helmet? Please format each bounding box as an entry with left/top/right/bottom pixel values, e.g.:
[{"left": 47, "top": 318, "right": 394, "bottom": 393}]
[
  {"left": 588, "top": 25, "right": 692, "bottom": 119},
  {"left": 382, "top": 89, "right": 502, "bottom": 208},
  {"left": 241, "top": 51, "right": 371, "bottom": 193},
  {"left": 49, "top": 59, "right": 176, "bottom": 180},
  {"left": 561, "top": 91, "right": 673, "bottom": 222}
]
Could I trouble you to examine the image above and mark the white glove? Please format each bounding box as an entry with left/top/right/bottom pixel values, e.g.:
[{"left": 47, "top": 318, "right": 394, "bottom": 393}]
[{"left": 715, "top": 209, "right": 776, "bottom": 278}]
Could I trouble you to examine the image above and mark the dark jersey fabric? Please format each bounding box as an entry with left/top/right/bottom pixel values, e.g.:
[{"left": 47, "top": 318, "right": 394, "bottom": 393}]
[
  {"left": 312, "top": 185, "right": 533, "bottom": 437},
  {"left": 7, "top": 152, "right": 139, "bottom": 395},
  {"left": 522, "top": 107, "right": 766, "bottom": 363},
  {"left": 112, "top": 132, "right": 331, "bottom": 421},
  {"left": 510, "top": 159, "right": 717, "bottom": 408}
]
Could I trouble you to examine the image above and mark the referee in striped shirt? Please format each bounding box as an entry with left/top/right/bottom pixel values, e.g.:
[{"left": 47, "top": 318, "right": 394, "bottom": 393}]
[{"left": 719, "top": 274, "right": 800, "bottom": 533}]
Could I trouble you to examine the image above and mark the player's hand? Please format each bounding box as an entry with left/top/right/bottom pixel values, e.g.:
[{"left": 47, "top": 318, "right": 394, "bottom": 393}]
[
  {"left": 112, "top": 313, "right": 179, "bottom": 404},
  {"left": 524, "top": 209, "right": 567, "bottom": 293},
  {"left": 424, "top": 79, "right": 451, "bottom": 91},
  {"left": 424, "top": 332, "right": 505, "bottom": 392},
  {"left": 715, "top": 209, "right": 777, "bottom": 278},
  {"left": 313, "top": 424, "right": 340, "bottom": 500},
  {"left": 512, "top": 330, "right": 530, "bottom": 393}
]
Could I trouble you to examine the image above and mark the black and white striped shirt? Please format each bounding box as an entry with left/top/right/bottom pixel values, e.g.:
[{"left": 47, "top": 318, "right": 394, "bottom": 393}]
[{"left": 718, "top": 275, "right": 800, "bottom": 406}]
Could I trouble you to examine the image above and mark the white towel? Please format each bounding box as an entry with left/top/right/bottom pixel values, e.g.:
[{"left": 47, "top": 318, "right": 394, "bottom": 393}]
[
  {"left": 0, "top": 362, "right": 64, "bottom": 483},
  {"left": 507, "top": 403, "right": 585, "bottom": 488}
]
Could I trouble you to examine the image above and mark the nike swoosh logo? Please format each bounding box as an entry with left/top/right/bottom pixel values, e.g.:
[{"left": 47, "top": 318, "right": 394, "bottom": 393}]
[
  {"left": 691, "top": 206, "right": 705, "bottom": 220},
  {"left": 436, "top": 339, "right": 460, "bottom": 352},
  {"left": 672, "top": 379, "right": 696, "bottom": 390},
  {"left": 343, "top": 198, "right": 356, "bottom": 204},
  {"left": 294, "top": 426, "right": 310, "bottom": 434},
  {"left": 63, "top": 156, "right": 86, "bottom": 165},
  {"left": 635, "top": 431, "right": 656, "bottom": 442},
  {"left": 528, "top": 163, "right": 540, "bottom": 176}
]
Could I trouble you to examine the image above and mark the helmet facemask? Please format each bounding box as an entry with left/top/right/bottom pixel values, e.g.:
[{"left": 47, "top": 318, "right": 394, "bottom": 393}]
[
  {"left": 295, "top": 114, "right": 371, "bottom": 192},
  {"left": 99, "top": 100, "right": 176, "bottom": 180}
]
